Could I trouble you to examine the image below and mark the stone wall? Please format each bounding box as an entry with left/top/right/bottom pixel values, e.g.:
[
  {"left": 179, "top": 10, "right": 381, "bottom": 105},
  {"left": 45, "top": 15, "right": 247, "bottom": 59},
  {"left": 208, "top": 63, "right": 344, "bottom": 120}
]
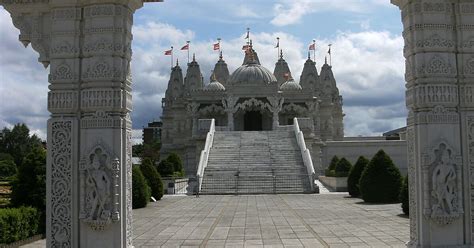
[{"left": 321, "top": 139, "right": 408, "bottom": 175}]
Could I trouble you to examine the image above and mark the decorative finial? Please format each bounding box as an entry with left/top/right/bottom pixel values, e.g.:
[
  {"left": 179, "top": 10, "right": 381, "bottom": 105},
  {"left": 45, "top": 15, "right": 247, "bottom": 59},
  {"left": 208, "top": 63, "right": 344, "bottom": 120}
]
[
  {"left": 176, "top": 58, "right": 179, "bottom": 66},
  {"left": 219, "top": 51, "right": 223, "bottom": 60},
  {"left": 249, "top": 39, "right": 253, "bottom": 47},
  {"left": 308, "top": 51, "right": 310, "bottom": 59},
  {"left": 192, "top": 53, "right": 196, "bottom": 62},
  {"left": 280, "top": 50, "right": 283, "bottom": 59},
  {"left": 249, "top": 49, "right": 255, "bottom": 62},
  {"left": 325, "top": 56, "right": 327, "bottom": 64}
]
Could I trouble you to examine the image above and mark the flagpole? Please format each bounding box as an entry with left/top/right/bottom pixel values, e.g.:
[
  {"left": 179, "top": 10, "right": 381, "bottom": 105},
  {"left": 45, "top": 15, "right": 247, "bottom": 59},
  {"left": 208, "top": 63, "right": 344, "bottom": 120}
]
[
  {"left": 171, "top": 46, "right": 173, "bottom": 69},
  {"left": 276, "top": 37, "right": 280, "bottom": 60},
  {"left": 328, "top": 44, "right": 332, "bottom": 66},
  {"left": 313, "top": 39, "right": 316, "bottom": 62},
  {"left": 217, "top": 38, "right": 221, "bottom": 60},
  {"left": 186, "top": 41, "right": 190, "bottom": 64}
]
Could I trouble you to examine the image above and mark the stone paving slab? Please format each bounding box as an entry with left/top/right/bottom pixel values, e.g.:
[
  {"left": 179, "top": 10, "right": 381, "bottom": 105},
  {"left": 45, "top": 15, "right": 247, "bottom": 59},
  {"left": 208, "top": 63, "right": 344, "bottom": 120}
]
[{"left": 22, "top": 194, "right": 409, "bottom": 247}]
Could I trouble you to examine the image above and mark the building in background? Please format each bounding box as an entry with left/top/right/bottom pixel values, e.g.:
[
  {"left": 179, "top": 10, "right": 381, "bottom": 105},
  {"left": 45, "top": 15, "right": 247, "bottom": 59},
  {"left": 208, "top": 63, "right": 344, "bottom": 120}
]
[{"left": 143, "top": 121, "right": 162, "bottom": 145}]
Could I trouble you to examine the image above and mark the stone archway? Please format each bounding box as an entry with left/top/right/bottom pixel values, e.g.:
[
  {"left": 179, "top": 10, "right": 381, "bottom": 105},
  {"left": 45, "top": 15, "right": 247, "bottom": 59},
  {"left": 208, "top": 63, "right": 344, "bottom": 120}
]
[{"left": 0, "top": 0, "right": 473, "bottom": 247}]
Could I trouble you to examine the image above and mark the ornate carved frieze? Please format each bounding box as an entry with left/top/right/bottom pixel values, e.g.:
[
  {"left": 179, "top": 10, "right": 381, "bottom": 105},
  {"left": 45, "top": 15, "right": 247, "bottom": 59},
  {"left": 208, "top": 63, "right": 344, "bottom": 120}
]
[
  {"left": 198, "top": 104, "right": 224, "bottom": 116},
  {"left": 281, "top": 103, "right": 307, "bottom": 115},
  {"left": 416, "top": 34, "right": 454, "bottom": 49},
  {"left": 48, "top": 90, "right": 78, "bottom": 111},
  {"left": 460, "top": 3, "right": 474, "bottom": 14},
  {"left": 185, "top": 102, "right": 200, "bottom": 116},
  {"left": 406, "top": 127, "right": 417, "bottom": 245},
  {"left": 50, "top": 120, "right": 72, "bottom": 247},
  {"left": 460, "top": 85, "right": 473, "bottom": 106},
  {"left": 468, "top": 117, "right": 474, "bottom": 241},
  {"left": 422, "top": 2, "right": 448, "bottom": 13},
  {"left": 51, "top": 8, "right": 80, "bottom": 20},
  {"left": 408, "top": 84, "right": 458, "bottom": 108},
  {"left": 82, "top": 60, "right": 124, "bottom": 81},
  {"left": 79, "top": 142, "right": 120, "bottom": 231},
  {"left": 462, "top": 37, "right": 474, "bottom": 49},
  {"left": 49, "top": 63, "right": 78, "bottom": 83},
  {"left": 464, "top": 56, "right": 474, "bottom": 75},
  {"left": 404, "top": 24, "right": 454, "bottom": 35},
  {"left": 81, "top": 89, "right": 124, "bottom": 109},
  {"left": 417, "top": 55, "right": 455, "bottom": 76},
  {"left": 125, "top": 130, "right": 132, "bottom": 248},
  {"left": 81, "top": 111, "right": 122, "bottom": 129},
  {"left": 83, "top": 39, "right": 131, "bottom": 57},
  {"left": 267, "top": 95, "right": 285, "bottom": 113},
  {"left": 415, "top": 106, "right": 459, "bottom": 124},
  {"left": 51, "top": 40, "right": 79, "bottom": 57},
  {"left": 421, "top": 140, "right": 463, "bottom": 225},
  {"left": 222, "top": 95, "right": 239, "bottom": 113}
]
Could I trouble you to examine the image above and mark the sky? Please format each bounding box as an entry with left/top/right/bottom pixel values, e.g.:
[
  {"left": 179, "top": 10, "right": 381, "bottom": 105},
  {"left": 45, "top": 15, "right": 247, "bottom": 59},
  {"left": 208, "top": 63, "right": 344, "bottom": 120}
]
[{"left": 0, "top": 0, "right": 406, "bottom": 144}]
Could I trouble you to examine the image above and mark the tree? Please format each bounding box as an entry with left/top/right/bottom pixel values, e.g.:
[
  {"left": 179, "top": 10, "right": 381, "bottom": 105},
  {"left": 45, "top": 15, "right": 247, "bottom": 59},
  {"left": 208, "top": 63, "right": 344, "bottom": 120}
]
[
  {"left": 0, "top": 153, "right": 16, "bottom": 179},
  {"left": 347, "top": 156, "right": 369, "bottom": 197},
  {"left": 140, "top": 158, "right": 164, "bottom": 200},
  {"left": 10, "top": 146, "right": 46, "bottom": 233},
  {"left": 166, "top": 153, "right": 184, "bottom": 177},
  {"left": 132, "top": 166, "right": 151, "bottom": 209},
  {"left": 141, "top": 140, "right": 161, "bottom": 164},
  {"left": 0, "top": 124, "right": 42, "bottom": 166},
  {"left": 359, "top": 150, "right": 402, "bottom": 203},
  {"left": 157, "top": 159, "right": 174, "bottom": 177},
  {"left": 335, "top": 157, "right": 352, "bottom": 177},
  {"left": 400, "top": 175, "right": 409, "bottom": 215},
  {"left": 132, "top": 144, "right": 144, "bottom": 158}
]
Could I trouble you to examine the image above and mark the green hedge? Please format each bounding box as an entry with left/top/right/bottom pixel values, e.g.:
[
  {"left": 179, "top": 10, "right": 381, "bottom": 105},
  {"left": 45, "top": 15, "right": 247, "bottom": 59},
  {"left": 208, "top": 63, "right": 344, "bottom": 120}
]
[
  {"left": 335, "top": 158, "right": 352, "bottom": 177},
  {"left": 347, "top": 156, "right": 369, "bottom": 197},
  {"left": 140, "top": 159, "right": 164, "bottom": 201},
  {"left": 359, "top": 150, "right": 402, "bottom": 203},
  {"left": 400, "top": 175, "right": 409, "bottom": 215},
  {"left": 132, "top": 166, "right": 151, "bottom": 209},
  {"left": 0, "top": 207, "right": 39, "bottom": 244}
]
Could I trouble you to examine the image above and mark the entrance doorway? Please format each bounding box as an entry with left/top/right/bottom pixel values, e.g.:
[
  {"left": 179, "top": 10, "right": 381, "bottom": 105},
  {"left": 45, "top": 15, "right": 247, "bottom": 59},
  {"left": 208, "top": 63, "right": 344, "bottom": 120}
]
[{"left": 244, "top": 111, "right": 263, "bottom": 131}]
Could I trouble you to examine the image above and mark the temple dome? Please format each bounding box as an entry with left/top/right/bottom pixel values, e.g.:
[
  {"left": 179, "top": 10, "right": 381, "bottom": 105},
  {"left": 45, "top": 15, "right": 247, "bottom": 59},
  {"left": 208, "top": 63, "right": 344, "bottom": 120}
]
[
  {"left": 280, "top": 78, "right": 302, "bottom": 91},
  {"left": 228, "top": 60, "right": 277, "bottom": 85},
  {"left": 204, "top": 79, "right": 226, "bottom": 91}
]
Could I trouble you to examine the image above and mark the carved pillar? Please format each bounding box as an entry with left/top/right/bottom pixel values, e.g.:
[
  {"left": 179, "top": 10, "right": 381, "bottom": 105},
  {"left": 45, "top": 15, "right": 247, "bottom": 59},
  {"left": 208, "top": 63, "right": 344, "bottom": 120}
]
[
  {"left": 392, "top": 1, "right": 473, "bottom": 247},
  {"left": 186, "top": 102, "right": 199, "bottom": 137},
  {"left": 267, "top": 95, "right": 284, "bottom": 130},
  {"left": 222, "top": 95, "right": 238, "bottom": 131},
  {"left": 1, "top": 1, "right": 153, "bottom": 247}
]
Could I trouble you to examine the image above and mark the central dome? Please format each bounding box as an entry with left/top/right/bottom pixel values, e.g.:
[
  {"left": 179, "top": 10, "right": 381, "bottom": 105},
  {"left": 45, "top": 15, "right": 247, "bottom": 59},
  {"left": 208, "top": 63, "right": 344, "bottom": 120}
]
[{"left": 228, "top": 60, "right": 277, "bottom": 85}]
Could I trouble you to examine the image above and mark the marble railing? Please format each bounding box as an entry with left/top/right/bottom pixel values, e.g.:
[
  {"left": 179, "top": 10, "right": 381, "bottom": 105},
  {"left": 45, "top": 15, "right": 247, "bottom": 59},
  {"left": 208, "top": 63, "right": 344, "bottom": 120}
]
[
  {"left": 293, "top": 118, "right": 316, "bottom": 192},
  {"left": 196, "top": 119, "right": 215, "bottom": 192}
]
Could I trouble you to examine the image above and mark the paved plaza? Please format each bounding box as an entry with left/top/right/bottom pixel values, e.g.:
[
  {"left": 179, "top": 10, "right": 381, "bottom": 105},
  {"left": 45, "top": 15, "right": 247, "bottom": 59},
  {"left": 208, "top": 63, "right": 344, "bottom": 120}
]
[{"left": 23, "top": 193, "right": 408, "bottom": 248}]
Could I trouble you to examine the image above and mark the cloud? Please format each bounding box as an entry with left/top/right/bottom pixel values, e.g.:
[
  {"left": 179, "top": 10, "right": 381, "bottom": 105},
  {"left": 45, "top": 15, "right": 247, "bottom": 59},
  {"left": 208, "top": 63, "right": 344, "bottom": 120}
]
[
  {"left": 270, "top": 0, "right": 392, "bottom": 26},
  {"left": 0, "top": 7, "right": 406, "bottom": 142}
]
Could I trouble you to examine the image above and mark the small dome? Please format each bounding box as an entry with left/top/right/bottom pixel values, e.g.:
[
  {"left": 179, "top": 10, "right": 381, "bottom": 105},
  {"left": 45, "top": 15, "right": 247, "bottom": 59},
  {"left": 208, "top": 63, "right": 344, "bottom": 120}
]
[
  {"left": 228, "top": 61, "right": 277, "bottom": 85},
  {"left": 280, "top": 78, "right": 302, "bottom": 91},
  {"left": 204, "top": 79, "right": 226, "bottom": 91}
]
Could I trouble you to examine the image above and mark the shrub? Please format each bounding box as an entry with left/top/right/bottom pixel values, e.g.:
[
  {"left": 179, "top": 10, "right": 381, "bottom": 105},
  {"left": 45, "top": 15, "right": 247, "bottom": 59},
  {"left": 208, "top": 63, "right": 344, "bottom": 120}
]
[
  {"left": 0, "top": 159, "right": 16, "bottom": 179},
  {"left": 140, "top": 158, "right": 164, "bottom": 200},
  {"left": 132, "top": 166, "right": 151, "bottom": 209},
  {"left": 157, "top": 159, "right": 174, "bottom": 177},
  {"left": 167, "top": 153, "right": 185, "bottom": 177},
  {"left": 400, "top": 175, "right": 409, "bottom": 215},
  {"left": 359, "top": 150, "right": 402, "bottom": 203},
  {"left": 335, "top": 157, "right": 352, "bottom": 177},
  {"left": 0, "top": 207, "right": 39, "bottom": 244},
  {"left": 347, "top": 156, "right": 369, "bottom": 197},
  {"left": 325, "top": 156, "right": 339, "bottom": 177}
]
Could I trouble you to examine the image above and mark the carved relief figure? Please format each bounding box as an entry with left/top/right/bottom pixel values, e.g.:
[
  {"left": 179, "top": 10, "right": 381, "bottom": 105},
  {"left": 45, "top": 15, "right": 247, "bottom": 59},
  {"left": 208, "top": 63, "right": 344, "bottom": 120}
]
[
  {"left": 86, "top": 148, "right": 111, "bottom": 222},
  {"left": 431, "top": 143, "right": 456, "bottom": 216}
]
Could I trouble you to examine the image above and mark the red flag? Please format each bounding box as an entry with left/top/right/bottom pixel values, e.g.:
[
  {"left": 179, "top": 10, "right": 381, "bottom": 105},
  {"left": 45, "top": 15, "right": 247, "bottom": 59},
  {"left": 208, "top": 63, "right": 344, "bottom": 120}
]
[
  {"left": 164, "top": 49, "right": 172, "bottom": 55},
  {"left": 242, "top": 45, "right": 249, "bottom": 50},
  {"left": 181, "top": 43, "right": 189, "bottom": 50},
  {"left": 213, "top": 43, "right": 220, "bottom": 51},
  {"left": 309, "top": 43, "right": 315, "bottom": 51}
]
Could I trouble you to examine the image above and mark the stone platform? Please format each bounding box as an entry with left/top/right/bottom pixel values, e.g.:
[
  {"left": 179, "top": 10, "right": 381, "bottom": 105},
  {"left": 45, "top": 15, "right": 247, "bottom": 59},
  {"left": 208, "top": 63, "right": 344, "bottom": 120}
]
[{"left": 23, "top": 194, "right": 408, "bottom": 248}]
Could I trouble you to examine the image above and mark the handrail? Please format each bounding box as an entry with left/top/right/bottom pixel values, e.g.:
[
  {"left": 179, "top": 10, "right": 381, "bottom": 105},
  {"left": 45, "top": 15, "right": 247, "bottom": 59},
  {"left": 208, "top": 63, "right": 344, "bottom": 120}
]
[
  {"left": 293, "top": 117, "right": 316, "bottom": 192},
  {"left": 196, "top": 119, "right": 216, "bottom": 192}
]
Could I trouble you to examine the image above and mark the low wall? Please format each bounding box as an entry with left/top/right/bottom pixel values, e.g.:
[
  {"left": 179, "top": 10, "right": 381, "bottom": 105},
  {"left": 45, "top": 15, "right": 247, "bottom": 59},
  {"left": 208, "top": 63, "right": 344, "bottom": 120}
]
[
  {"left": 319, "top": 176, "right": 348, "bottom": 192},
  {"left": 321, "top": 139, "right": 407, "bottom": 175}
]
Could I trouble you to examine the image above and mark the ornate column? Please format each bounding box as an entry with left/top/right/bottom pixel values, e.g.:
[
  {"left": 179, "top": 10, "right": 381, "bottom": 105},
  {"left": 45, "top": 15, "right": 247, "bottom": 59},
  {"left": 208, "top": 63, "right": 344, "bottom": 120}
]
[
  {"left": 186, "top": 102, "right": 199, "bottom": 137},
  {"left": 267, "top": 95, "right": 284, "bottom": 130},
  {"left": 392, "top": 1, "right": 473, "bottom": 247},
  {"left": 1, "top": 1, "right": 157, "bottom": 247},
  {"left": 222, "top": 95, "right": 238, "bottom": 131}
]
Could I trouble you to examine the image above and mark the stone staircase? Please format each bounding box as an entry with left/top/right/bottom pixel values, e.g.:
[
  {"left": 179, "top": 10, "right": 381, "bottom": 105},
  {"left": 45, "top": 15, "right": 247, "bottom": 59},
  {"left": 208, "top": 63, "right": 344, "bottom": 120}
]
[{"left": 200, "top": 130, "right": 312, "bottom": 194}]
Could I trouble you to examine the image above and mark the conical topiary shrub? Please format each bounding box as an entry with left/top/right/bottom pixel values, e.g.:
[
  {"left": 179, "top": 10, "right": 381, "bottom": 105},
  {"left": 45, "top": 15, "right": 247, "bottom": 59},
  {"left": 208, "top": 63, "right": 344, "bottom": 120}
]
[
  {"left": 132, "top": 165, "right": 151, "bottom": 209},
  {"left": 347, "top": 156, "right": 369, "bottom": 197},
  {"left": 335, "top": 157, "right": 352, "bottom": 177},
  {"left": 400, "top": 175, "right": 409, "bottom": 215},
  {"left": 140, "top": 158, "right": 164, "bottom": 201},
  {"left": 359, "top": 150, "right": 402, "bottom": 203},
  {"left": 325, "top": 155, "right": 339, "bottom": 176}
]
